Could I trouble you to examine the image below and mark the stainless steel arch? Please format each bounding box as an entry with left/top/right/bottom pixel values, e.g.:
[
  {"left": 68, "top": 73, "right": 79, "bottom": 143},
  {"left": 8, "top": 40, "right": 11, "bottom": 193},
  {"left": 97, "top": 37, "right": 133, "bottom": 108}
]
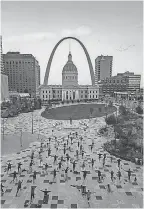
[{"left": 43, "top": 37, "right": 95, "bottom": 86}]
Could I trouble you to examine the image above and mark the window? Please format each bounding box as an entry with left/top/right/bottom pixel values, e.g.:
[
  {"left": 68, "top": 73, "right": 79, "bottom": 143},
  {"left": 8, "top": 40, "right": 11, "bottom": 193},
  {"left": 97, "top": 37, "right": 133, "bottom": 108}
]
[
  {"left": 46, "top": 90, "right": 47, "bottom": 93},
  {"left": 93, "top": 95, "right": 94, "bottom": 98},
  {"left": 113, "top": 80, "right": 115, "bottom": 83},
  {"left": 43, "top": 91, "right": 44, "bottom": 93},
  {"left": 81, "top": 91, "right": 83, "bottom": 93},
  {"left": 43, "top": 95, "right": 44, "bottom": 98},
  {"left": 99, "top": 107, "right": 101, "bottom": 112}
]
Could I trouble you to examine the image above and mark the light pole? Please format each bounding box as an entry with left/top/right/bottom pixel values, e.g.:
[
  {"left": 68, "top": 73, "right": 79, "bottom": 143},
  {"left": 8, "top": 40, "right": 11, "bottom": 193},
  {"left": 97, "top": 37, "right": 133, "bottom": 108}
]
[
  {"left": 20, "top": 129, "right": 22, "bottom": 147},
  {"left": 2, "top": 118, "right": 5, "bottom": 140},
  {"left": 32, "top": 111, "right": 33, "bottom": 134},
  {"left": 38, "top": 116, "right": 41, "bottom": 141}
]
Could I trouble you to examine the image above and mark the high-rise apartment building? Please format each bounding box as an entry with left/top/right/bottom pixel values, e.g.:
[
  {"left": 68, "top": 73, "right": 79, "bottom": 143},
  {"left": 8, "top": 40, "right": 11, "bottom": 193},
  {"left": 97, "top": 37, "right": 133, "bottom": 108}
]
[
  {"left": 0, "top": 36, "right": 9, "bottom": 101},
  {"left": 95, "top": 55, "right": 113, "bottom": 83},
  {"left": 3, "top": 52, "right": 40, "bottom": 97}
]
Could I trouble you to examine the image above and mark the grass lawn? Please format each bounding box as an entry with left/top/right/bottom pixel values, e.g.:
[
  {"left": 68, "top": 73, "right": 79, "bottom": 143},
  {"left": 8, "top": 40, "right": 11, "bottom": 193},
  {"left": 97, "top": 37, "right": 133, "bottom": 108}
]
[{"left": 42, "top": 103, "right": 117, "bottom": 120}]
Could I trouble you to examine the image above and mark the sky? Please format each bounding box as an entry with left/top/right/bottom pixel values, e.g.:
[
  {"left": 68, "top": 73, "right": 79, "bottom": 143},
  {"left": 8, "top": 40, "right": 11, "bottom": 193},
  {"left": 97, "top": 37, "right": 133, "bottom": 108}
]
[{"left": 1, "top": 1, "right": 143, "bottom": 86}]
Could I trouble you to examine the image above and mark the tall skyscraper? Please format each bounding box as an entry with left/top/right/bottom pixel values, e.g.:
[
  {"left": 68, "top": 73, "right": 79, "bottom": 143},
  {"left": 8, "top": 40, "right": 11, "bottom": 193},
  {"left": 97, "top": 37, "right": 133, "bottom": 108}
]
[
  {"left": 95, "top": 55, "right": 113, "bottom": 83},
  {"left": 3, "top": 52, "right": 41, "bottom": 97},
  {"left": 0, "top": 36, "right": 9, "bottom": 101}
]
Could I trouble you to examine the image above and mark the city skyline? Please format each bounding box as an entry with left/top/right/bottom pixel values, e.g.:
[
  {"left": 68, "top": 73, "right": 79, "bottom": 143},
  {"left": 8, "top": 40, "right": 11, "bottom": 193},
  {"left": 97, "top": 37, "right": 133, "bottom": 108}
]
[{"left": 1, "top": 1, "right": 143, "bottom": 86}]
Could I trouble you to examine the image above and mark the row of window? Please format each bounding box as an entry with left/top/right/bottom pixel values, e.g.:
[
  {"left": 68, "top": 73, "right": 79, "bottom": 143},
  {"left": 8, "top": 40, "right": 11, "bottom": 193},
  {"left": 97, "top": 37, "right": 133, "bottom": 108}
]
[
  {"left": 42, "top": 90, "right": 98, "bottom": 94},
  {"left": 4, "top": 61, "right": 34, "bottom": 64},
  {"left": 43, "top": 95, "right": 62, "bottom": 98},
  {"left": 63, "top": 76, "right": 77, "bottom": 80}
]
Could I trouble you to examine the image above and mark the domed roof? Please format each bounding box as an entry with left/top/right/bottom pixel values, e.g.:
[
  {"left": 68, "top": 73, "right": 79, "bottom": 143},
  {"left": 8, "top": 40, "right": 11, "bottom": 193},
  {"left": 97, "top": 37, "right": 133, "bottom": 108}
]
[{"left": 63, "top": 52, "right": 77, "bottom": 73}]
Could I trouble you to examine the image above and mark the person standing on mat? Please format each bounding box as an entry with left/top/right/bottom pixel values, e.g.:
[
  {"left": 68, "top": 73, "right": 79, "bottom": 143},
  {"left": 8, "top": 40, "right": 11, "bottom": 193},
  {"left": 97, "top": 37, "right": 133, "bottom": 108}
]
[
  {"left": 30, "top": 186, "right": 36, "bottom": 202},
  {"left": 117, "top": 170, "right": 121, "bottom": 181},
  {"left": 98, "top": 170, "right": 101, "bottom": 181},
  {"left": 91, "top": 158, "right": 94, "bottom": 169},
  {"left": 53, "top": 169, "right": 57, "bottom": 180},
  {"left": 6, "top": 162, "right": 12, "bottom": 174},
  {"left": 73, "top": 161, "right": 76, "bottom": 172},
  {"left": 39, "top": 189, "right": 51, "bottom": 203},
  {"left": 58, "top": 161, "right": 62, "bottom": 170},
  {"left": 123, "top": 168, "right": 132, "bottom": 181},
  {"left": 110, "top": 170, "right": 114, "bottom": 182},
  {"left": 11, "top": 171, "right": 18, "bottom": 182},
  {"left": 98, "top": 153, "right": 102, "bottom": 161},
  {"left": 87, "top": 190, "right": 91, "bottom": 207},
  {"left": 16, "top": 180, "right": 23, "bottom": 196},
  {"left": 33, "top": 171, "right": 37, "bottom": 183},
  {"left": 18, "top": 162, "right": 22, "bottom": 173},
  {"left": 117, "top": 159, "right": 121, "bottom": 168},
  {"left": 1, "top": 183, "right": 5, "bottom": 193}
]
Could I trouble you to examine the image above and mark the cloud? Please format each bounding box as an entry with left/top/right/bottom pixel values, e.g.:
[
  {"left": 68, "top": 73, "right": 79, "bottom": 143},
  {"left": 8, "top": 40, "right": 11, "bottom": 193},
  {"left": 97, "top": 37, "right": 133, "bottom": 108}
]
[
  {"left": 3, "top": 32, "right": 57, "bottom": 43},
  {"left": 61, "top": 26, "right": 92, "bottom": 37}
]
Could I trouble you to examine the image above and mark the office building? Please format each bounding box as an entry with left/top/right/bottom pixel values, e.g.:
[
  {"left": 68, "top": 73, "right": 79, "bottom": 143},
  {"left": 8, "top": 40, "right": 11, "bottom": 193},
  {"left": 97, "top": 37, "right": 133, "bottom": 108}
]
[
  {"left": 3, "top": 52, "right": 40, "bottom": 97},
  {"left": 95, "top": 55, "right": 113, "bottom": 83},
  {"left": 100, "top": 71, "right": 141, "bottom": 96},
  {"left": 0, "top": 36, "right": 9, "bottom": 101}
]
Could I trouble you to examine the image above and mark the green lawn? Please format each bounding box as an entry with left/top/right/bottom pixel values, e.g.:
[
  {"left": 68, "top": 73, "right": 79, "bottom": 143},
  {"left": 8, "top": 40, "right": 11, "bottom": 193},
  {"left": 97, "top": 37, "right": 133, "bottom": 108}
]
[{"left": 41, "top": 103, "right": 117, "bottom": 120}]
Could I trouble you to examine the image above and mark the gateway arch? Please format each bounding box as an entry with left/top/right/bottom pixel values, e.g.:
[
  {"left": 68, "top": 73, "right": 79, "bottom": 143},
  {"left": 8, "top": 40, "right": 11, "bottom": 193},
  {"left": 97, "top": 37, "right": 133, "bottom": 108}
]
[{"left": 43, "top": 37, "right": 95, "bottom": 86}]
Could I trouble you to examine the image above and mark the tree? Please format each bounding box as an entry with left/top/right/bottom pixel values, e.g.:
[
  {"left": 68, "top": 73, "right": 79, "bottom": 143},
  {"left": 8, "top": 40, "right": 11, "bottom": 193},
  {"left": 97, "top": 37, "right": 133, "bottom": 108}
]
[
  {"left": 105, "top": 114, "right": 117, "bottom": 148},
  {"left": 136, "top": 106, "right": 143, "bottom": 114},
  {"left": 119, "top": 105, "right": 127, "bottom": 115},
  {"left": 108, "top": 101, "right": 113, "bottom": 107},
  {"left": 105, "top": 114, "right": 117, "bottom": 125}
]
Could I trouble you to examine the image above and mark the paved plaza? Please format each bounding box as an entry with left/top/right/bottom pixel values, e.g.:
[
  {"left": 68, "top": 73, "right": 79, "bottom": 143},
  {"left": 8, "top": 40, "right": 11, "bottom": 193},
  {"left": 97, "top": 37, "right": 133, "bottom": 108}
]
[{"left": 1, "top": 109, "right": 143, "bottom": 208}]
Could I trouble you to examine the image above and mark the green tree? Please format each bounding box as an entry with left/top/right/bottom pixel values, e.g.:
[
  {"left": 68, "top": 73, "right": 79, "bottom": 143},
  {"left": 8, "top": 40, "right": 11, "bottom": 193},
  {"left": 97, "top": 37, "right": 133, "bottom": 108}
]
[
  {"left": 136, "top": 106, "right": 143, "bottom": 114},
  {"left": 119, "top": 105, "right": 127, "bottom": 115},
  {"left": 105, "top": 114, "right": 117, "bottom": 125},
  {"left": 105, "top": 114, "right": 117, "bottom": 148},
  {"left": 108, "top": 101, "right": 113, "bottom": 107}
]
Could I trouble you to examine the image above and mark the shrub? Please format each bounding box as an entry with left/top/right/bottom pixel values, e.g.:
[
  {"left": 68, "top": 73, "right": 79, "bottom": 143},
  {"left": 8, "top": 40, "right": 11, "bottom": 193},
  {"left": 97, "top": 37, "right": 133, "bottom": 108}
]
[
  {"left": 105, "top": 114, "right": 117, "bottom": 125},
  {"left": 108, "top": 101, "right": 113, "bottom": 107},
  {"left": 119, "top": 105, "right": 127, "bottom": 115},
  {"left": 136, "top": 106, "right": 143, "bottom": 114}
]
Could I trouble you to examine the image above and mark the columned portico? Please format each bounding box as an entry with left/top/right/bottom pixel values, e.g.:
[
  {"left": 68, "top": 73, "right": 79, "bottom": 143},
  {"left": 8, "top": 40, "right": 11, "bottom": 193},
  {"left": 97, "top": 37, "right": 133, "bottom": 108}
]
[{"left": 62, "top": 89, "right": 79, "bottom": 101}]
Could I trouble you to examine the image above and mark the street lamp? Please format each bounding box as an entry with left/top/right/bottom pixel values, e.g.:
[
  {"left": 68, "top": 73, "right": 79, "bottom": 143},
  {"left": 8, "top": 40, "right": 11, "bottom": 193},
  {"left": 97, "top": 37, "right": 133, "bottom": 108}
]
[
  {"left": 38, "top": 116, "right": 40, "bottom": 141},
  {"left": 32, "top": 111, "right": 33, "bottom": 134},
  {"left": 20, "top": 129, "right": 23, "bottom": 147},
  {"left": 2, "top": 118, "right": 5, "bottom": 140}
]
